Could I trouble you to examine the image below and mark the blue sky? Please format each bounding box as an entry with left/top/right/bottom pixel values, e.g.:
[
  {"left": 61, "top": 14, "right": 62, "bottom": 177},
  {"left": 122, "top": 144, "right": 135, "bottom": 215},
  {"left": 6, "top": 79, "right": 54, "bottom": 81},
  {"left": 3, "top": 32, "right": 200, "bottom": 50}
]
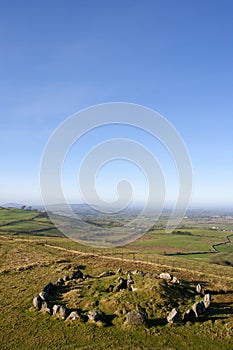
[{"left": 1, "top": 0, "right": 233, "bottom": 208}]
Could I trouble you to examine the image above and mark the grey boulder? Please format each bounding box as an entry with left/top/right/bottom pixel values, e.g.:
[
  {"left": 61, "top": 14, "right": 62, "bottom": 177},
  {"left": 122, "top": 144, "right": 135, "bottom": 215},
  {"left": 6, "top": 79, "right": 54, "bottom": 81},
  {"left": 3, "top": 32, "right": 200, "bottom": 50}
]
[
  {"left": 167, "top": 308, "right": 182, "bottom": 323},
  {"left": 88, "top": 310, "right": 100, "bottom": 322},
  {"left": 33, "top": 296, "right": 42, "bottom": 310},
  {"left": 41, "top": 301, "right": 51, "bottom": 314},
  {"left": 159, "top": 273, "right": 172, "bottom": 280},
  {"left": 196, "top": 283, "right": 202, "bottom": 294},
  {"left": 125, "top": 311, "right": 148, "bottom": 326},
  {"left": 67, "top": 311, "right": 80, "bottom": 321},
  {"left": 204, "top": 293, "right": 211, "bottom": 308}
]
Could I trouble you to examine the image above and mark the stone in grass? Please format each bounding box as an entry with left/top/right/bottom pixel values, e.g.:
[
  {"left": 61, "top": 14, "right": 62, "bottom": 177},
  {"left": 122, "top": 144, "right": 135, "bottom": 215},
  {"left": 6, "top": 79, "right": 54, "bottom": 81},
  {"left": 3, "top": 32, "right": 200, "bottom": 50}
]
[
  {"left": 41, "top": 301, "right": 51, "bottom": 315},
  {"left": 125, "top": 311, "right": 148, "bottom": 326},
  {"left": 58, "top": 305, "right": 69, "bottom": 320},
  {"left": 53, "top": 304, "right": 60, "bottom": 315},
  {"left": 204, "top": 293, "right": 211, "bottom": 308},
  {"left": 39, "top": 291, "right": 49, "bottom": 302},
  {"left": 192, "top": 301, "right": 206, "bottom": 317},
  {"left": 132, "top": 270, "right": 144, "bottom": 276},
  {"left": 196, "top": 283, "right": 202, "bottom": 294},
  {"left": 127, "top": 279, "right": 134, "bottom": 291},
  {"left": 67, "top": 311, "right": 80, "bottom": 321},
  {"left": 33, "top": 296, "right": 42, "bottom": 310},
  {"left": 144, "top": 272, "right": 159, "bottom": 279},
  {"left": 167, "top": 308, "right": 182, "bottom": 324},
  {"left": 98, "top": 271, "right": 115, "bottom": 278},
  {"left": 88, "top": 310, "right": 101, "bottom": 322},
  {"left": 53, "top": 304, "right": 69, "bottom": 319},
  {"left": 171, "top": 276, "right": 180, "bottom": 284},
  {"left": 183, "top": 309, "right": 196, "bottom": 323},
  {"left": 159, "top": 272, "right": 172, "bottom": 280},
  {"left": 115, "top": 278, "right": 127, "bottom": 292},
  {"left": 63, "top": 275, "right": 70, "bottom": 282}
]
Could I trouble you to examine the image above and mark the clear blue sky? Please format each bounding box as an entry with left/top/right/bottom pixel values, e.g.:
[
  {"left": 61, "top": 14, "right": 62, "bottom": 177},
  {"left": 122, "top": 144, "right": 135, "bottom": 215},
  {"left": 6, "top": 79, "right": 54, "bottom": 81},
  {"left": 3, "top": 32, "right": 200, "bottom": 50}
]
[{"left": 1, "top": 0, "right": 233, "bottom": 208}]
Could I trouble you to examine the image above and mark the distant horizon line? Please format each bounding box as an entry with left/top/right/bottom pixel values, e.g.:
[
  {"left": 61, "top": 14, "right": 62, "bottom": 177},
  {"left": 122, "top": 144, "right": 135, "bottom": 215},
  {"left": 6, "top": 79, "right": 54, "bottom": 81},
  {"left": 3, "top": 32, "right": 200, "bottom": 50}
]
[{"left": 1, "top": 201, "right": 233, "bottom": 213}]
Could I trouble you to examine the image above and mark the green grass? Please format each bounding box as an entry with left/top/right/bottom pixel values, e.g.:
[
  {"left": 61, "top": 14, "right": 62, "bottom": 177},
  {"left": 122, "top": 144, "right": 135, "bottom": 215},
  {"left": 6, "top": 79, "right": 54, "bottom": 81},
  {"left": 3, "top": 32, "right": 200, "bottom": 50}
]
[
  {"left": 0, "top": 237, "right": 232, "bottom": 350},
  {"left": 128, "top": 228, "right": 233, "bottom": 264},
  {"left": 0, "top": 208, "right": 38, "bottom": 225},
  {"left": 0, "top": 209, "right": 233, "bottom": 349},
  {"left": 0, "top": 208, "right": 62, "bottom": 237},
  {"left": 0, "top": 220, "right": 53, "bottom": 231}
]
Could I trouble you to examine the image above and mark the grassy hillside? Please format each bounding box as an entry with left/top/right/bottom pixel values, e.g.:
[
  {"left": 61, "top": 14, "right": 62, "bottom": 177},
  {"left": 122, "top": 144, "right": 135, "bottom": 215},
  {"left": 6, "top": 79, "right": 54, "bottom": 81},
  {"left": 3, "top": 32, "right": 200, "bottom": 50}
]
[
  {"left": 0, "top": 208, "right": 232, "bottom": 349},
  {"left": 0, "top": 236, "right": 232, "bottom": 350},
  {"left": 0, "top": 208, "right": 62, "bottom": 237}
]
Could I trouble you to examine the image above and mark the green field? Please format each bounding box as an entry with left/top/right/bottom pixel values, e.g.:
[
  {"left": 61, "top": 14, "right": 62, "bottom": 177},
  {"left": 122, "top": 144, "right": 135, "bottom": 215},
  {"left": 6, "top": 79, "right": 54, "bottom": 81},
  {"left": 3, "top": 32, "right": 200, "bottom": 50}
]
[
  {"left": 0, "top": 208, "right": 232, "bottom": 349},
  {"left": 0, "top": 208, "right": 62, "bottom": 237}
]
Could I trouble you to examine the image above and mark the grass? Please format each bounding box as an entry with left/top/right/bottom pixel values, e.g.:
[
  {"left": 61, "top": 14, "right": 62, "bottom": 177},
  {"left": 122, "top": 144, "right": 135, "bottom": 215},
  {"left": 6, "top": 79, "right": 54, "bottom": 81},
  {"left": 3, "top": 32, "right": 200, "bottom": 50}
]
[
  {"left": 128, "top": 227, "right": 233, "bottom": 264},
  {"left": 0, "top": 208, "right": 62, "bottom": 237},
  {"left": 0, "top": 208, "right": 233, "bottom": 349},
  {"left": 0, "top": 236, "right": 232, "bottom": 349},
  {"left": 0, "top": 208, "right": 38, "bottom": 224}
]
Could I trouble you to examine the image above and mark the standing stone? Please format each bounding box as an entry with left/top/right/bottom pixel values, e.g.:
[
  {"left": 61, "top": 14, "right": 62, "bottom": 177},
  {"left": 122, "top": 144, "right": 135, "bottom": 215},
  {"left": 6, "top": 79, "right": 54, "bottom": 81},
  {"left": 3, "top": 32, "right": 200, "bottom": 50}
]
[
  {"left": 127, "top": 279, "right": 134, "bottom": 291},
  {"left": 167, "top": 308, "right": 182, "bottom": 323},
  {"left": 196, "top": 283, "right": 202, "bottom": 294},
  {"left": 33, "top": 296, "right": 42, "bottom": 310},
  {"left": 67, "top": 311, "right": 80, "bottom": 321},
  {"left": 127, "top": 272, "right": 132, "bottom": 280},
  {"left": 41, "top": 301, "right": 51, "bottom": 314},
  {"left": 125, "top": 311, "right": 148, "bottom": 326},
  {"left": 204, "top": 293, "right": 211, "bottom": 308},
  {"left": 58, "top": 305, "right": 69, "bottom": 319},
  {"left": 171, "top": 276, "right": 180, "bottom": 284},
  {"left": 192, "top": 301, "right": 206, "bottom": 317},
  {"left": 117, "top": 268, "right": 123, "bottom": 274},
  {"left": 53, "top": 304, "right": 60, "bottom": 315},
  {"left": 39, "top": 291, "right": 49, "bottom": 301}
]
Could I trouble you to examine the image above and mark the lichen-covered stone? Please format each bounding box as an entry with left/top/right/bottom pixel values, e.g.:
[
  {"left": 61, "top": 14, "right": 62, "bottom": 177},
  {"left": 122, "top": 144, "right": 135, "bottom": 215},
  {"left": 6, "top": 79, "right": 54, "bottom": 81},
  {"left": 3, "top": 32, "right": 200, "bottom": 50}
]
[{"left": 125, "top": 311, "right": 148, "bottom": 326}]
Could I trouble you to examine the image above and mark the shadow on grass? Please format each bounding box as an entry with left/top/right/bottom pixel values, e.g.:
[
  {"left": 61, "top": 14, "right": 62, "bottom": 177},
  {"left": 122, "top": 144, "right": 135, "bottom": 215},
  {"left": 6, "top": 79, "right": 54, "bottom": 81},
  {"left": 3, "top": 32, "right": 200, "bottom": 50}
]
[
  {"left": 78, "top": 265, "right": 86, "bottom": 270},
  {"left": 103, "top": 313, "right": 117, "bottom": 326},
  {"left": 148, "top": 318, "right": 167, "bottom": 327}
]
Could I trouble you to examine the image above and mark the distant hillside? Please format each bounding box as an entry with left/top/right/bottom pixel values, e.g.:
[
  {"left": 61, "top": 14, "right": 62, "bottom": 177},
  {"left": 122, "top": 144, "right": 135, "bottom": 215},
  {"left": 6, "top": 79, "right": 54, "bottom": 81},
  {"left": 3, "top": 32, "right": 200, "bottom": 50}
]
[{"left": 1, "top": 203, "right": 24, "bottom": 208}]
